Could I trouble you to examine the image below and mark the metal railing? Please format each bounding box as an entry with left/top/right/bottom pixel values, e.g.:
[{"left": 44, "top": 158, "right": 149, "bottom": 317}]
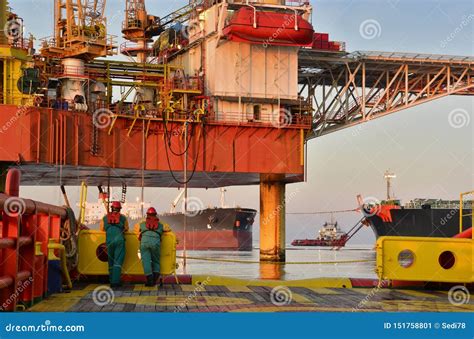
[{"left": 460, "top": 191, "right": 474, "bottom": 236}]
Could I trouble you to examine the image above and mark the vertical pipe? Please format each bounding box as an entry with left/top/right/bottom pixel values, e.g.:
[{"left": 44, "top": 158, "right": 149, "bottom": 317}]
[
  {"left": 183, "top": 121, "right": 188, "bottom": 269},
  {"left": 0, "top": 0, "right": 7, "bottom": 45},
  {"left": 459, "top": 192, "right": 463, "bottom": 234},
  {"left": 259, "top": 173, "right": 286, "bottom": 262}
]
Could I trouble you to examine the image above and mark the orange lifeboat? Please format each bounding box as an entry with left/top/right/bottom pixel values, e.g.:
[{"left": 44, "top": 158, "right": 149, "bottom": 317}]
[{"left": 223, "top": 8, "right": 314, "bottom": 46}]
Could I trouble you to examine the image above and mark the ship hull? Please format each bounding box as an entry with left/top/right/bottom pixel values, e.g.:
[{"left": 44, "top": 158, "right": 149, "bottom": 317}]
[
  {"left": 158, "top": 208, "right": 256, "bottom": 251},
  {"left": 291, "top": 237, "right": 348, "bottom": 247},
  {"left": 367, "top": 208, "right": 471, "bottom": 238}
]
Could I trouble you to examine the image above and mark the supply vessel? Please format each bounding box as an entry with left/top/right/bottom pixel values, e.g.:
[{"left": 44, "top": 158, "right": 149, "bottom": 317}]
[{"left": 291, "top": 221, "right": 349, "bottom": 247}]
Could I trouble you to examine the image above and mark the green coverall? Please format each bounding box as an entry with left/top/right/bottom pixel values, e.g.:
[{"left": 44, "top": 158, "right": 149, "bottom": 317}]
[
  {"left": 138, "top": 221, "right": 163, "bottom": 276},
  {"left": 101, "top": 214, "right": 128, "bottom": 285}
]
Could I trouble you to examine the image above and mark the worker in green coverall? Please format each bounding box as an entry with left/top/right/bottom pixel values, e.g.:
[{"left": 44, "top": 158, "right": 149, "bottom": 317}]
[
  {"left": 100, "top": 201, "right": 129, "bottom": 288},
  {"left": 134, "top": 207, "right": 165, "bottom": 287}
]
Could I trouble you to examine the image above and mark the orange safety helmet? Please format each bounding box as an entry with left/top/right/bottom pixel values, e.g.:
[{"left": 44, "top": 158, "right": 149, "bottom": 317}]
[
  {"left": 111, "top": 201, "right": 122, "bottom": 210},
  {"left": 146, "top": 207, "right": 157, "bottom": 216}
]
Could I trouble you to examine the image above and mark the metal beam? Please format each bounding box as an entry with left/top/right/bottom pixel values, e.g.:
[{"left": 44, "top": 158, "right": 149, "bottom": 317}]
[{"left": 299, "top": 50, "right": 474, "bottom": 139}]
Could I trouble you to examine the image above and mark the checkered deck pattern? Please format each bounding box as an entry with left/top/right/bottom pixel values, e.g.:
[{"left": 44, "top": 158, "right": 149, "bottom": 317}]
[{"left": 28, "top": 283, "right": 474, "bottom": 312}]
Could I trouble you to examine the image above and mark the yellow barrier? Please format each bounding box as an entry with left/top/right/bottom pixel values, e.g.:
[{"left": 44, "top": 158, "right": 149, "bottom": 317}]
[
  {"left": 376, "top": 236, "right": 473, "bottom": 283},
  {"left": 77, "top": 230, "right": 178, "bottom": 280}
]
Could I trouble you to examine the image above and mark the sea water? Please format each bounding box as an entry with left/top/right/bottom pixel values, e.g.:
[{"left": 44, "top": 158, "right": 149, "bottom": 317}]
[{"left": 175, "top": 246, "right": 377, "bottom": 280}]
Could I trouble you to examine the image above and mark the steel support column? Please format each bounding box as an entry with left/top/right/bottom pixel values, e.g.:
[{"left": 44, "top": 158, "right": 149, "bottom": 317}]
[{"left": 259, "top": 173, "right": 286, "bottom": 263}]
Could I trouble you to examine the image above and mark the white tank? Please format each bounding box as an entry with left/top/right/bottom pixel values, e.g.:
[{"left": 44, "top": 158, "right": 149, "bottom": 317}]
[
  {"left": 60, "top": 59, "right": 88, "bottom": 111},
  {"left": 62, "top": 58, "right": 85, "bottom": 78}
]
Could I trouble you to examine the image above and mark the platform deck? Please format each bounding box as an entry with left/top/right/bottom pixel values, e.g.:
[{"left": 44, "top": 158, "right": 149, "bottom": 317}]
[{"left": 27, "top": 283, "right": 473, "bottom": 313}]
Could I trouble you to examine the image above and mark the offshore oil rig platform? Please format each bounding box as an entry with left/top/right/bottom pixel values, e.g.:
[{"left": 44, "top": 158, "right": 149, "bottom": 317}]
[{"left": 0, "top": 0, "right": 472, "bottom": 312}]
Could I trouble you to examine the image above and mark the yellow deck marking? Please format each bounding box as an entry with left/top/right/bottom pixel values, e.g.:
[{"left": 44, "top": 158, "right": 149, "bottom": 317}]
[
  {"left": 397, "top": 290, "right": 439, "bottom": 299},
  {"left": 133, "top": 285, "right": 156, "bottom": 292},
  {"left": 82, "top": 284, "right": 105, "bottom": 291},
  {"left": 28, "top": 298, "right": 81, "bottom": 312},
  {"left": 227, "top": 286, "right": 253, "bottom": 293},
  {"left": 114, "top": 295, "right": 253, "bottom": 307},
  {"left": 308, "top": 288, "right": 341, "bottom": 295},
  {"left": 366, "top": 300, "right": 474, "bottom": 312},
  {"left": 180, "top": 285, "right": 200, "bottom": 292},
  {"left": 192, "top": 275, "right": 352, "bottom": 288},
  {"left": 231, "top": 306, "right": 380, "bottom": 312},
  {"left": 291, "top": 293, "right": 314, "bottom": 304}
]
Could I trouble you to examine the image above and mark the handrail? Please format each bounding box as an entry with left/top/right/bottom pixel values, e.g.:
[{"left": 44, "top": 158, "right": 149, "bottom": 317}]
[{"left": 459, "top": 190, "right": 474, "bottom": 238}]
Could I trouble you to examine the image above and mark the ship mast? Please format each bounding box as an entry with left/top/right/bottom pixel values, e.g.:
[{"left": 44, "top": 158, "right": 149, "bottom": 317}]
[{"left": 384, "top": 170, "right": 396, "bottom": 200}]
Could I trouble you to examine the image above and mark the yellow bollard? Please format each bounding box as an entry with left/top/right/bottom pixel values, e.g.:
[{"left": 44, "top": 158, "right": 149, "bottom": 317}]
[{"left": 160, "top": 230, "right": 179, "bottom": 284}]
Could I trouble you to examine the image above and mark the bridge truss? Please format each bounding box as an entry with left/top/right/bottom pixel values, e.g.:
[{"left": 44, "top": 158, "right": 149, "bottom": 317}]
[{"left": 298, "top": 50, "right": 474, "bottom": 139}]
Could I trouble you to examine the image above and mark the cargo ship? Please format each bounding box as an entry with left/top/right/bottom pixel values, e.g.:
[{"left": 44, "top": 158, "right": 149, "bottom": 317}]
[
  {"left": 291, "top": 221, "right": 348, "bottom": 247},
  {"left": 364, "top": 199, "right": 472, "bottom": 238},
  {"left": 158, "top": 189, "right": 256, "bottom": 251},
  {"left": 159, "top": 207, "right": 256, "bottom": 251},
  {"left": 362, "top": 171, "right": 472, "bottom": 238}
]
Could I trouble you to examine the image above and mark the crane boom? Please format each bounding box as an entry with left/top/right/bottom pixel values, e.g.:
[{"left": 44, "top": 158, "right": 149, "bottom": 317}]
[{"left": 41, "top": 0, "right": 116, "bottom": 60}]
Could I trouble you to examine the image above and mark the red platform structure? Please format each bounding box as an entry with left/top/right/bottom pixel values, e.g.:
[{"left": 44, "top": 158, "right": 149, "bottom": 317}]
[{"left": 0, "top": 169, "right": 67, "bottom": 311}]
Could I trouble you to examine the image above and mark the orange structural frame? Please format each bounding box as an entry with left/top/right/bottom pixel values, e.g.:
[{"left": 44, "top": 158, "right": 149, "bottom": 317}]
[
  {"left": 0, "top": 169, "right": 66, "bottom": 311},
  {"left": 0, "top": 106, "right": 309, "bottom": 187}
]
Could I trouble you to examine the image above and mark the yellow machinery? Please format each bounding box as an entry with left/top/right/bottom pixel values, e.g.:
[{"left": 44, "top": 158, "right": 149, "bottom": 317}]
[
  {"left": 376, "top": 190, "right": 473, "bottom": 284},
  {"left": 77, "top": 229, "right": 179, "bottom": 283},
  {"left": 40, "top": 0, "right": 116, "bottom": 59},
  {"left": 376, "top": 236, "right": 473, "bottom": 284}
]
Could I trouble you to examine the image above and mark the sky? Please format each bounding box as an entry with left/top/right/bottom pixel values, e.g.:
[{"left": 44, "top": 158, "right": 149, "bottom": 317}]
[{"left": 10, "top": 0, "right": 474, "bottom": 245}]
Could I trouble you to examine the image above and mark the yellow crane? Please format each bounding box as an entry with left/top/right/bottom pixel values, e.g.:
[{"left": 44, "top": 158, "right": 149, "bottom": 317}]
[{"left": 41, "top": 0, "right": 116, "bottom": 60}]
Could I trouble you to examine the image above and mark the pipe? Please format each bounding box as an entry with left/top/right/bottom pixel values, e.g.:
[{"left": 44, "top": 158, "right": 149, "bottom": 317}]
[
  {"left": 60, "top": 185, "right": 71, "bottom": 209},
  {"left": 5, "top": 169, "right": 20, "bottom": 197},
  {"left": 0, "top": 276, "right": 13, "bottom": 289},
  {"left": 0, "top": 238, "right": 15, "bottom": 249},
  {"left": 0, "top": 193, "right": 68, "bottom": 219},
  {"left": 48, "top": 243, "right": 73, "bottom": 289}
]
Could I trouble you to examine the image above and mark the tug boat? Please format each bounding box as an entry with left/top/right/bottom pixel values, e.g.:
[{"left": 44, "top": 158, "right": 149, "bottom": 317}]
[{"left": 292, "top": 221, "right": 349, "bottom": 247}]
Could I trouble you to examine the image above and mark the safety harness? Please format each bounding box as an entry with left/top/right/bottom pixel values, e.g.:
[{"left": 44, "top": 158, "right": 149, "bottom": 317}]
[
  {"left": 105, "top": 212, "right": 126, "bottom": 232},
  {"left": 139, "top": 217, "right": 161, "bottom": 241}
]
